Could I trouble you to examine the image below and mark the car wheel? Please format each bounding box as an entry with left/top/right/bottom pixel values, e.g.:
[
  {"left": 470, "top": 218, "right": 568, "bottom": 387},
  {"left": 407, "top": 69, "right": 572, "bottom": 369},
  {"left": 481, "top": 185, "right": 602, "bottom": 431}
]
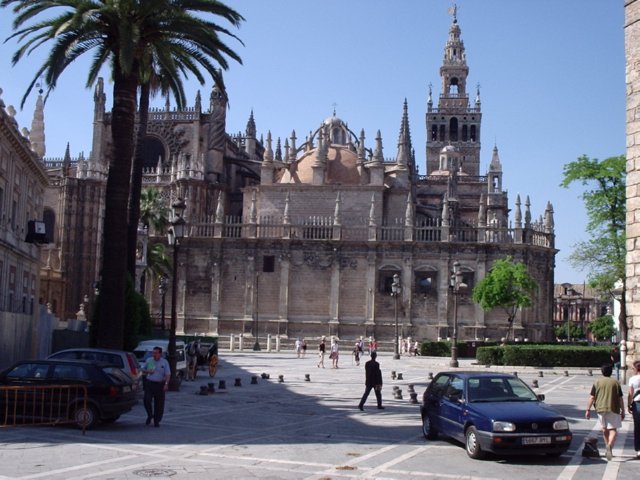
[
  {"left": 102, "top": 415, "right": 120, "bottom": 424},
  {"left": 465, "top": 426, "right": 485, "bottom": 459},
  {"left": 422, "top": 414, "right": 438, "bottom": 440},
  {"left": 72, "top": 404, "right": 99, "bottom": 430}
]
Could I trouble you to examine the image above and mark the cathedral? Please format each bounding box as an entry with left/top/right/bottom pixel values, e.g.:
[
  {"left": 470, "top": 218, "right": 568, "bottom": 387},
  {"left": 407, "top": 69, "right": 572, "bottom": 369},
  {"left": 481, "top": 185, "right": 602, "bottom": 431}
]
[{"left": 39, "top": 12, "right": 556, "bottom": 343}]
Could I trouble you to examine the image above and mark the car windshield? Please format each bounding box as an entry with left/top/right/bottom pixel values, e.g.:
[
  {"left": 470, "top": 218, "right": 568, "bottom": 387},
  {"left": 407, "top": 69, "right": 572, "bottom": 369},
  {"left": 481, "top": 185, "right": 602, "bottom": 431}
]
[{"left": 468, "top": 376, "right": 538, "bottom": 402}]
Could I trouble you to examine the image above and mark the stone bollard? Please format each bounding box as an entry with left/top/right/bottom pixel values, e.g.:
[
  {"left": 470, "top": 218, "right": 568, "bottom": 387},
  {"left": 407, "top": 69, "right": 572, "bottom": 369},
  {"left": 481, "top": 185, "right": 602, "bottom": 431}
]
[
  {"left": 428, "top": 372, "right": 433, "bottom": 380},
  {"left": 304, "top": 374, "right": 311, "bottom": 382},
  {"left": 251, "top": 376, "right": 258, "bottom": 385},
  {"left": 532, "top": 379, "right": 539, "bottom": 388},
  {"left": 513, "top": 372, "right": 518, "bottom": 377},
  {"left": 207, "top": 382, "right": 215, "bottom": 393},
  {"left": 407, "top": 384, "right": 415, "bottom": 393},
  {"left": 409, "top": 392, "right": 419, "bottom": 404},
  {"left": 234, "top": 378, "right": 242, "bottom": 387},
  {"left": 276, "top": 336, "right": 281, "bottom": 352},
  {"left": 582, "top": 437, "right": 600, "bottom": 458},
  {"left": 278, "top": 375, "right": 284, "bottom": 383},
  {"left": 199, "top": 386, "right": 209, "bottom": 395},
  {"left": 267, "top": 334, "right": 272, "bottom": 352},
  {"left": 239, "top": 335, "right": 244, "bottom": 351},
  {"left": 588, "top": 369, "right": 593, "bottom": 376},
  {"left": 538, "top": 371, "right": 544, "bottom": 378},
  {"left": 392, "top": 386, "right": 400, "bottom": 392},
  {"left": 230, "top": 334, "right": 235, "bottom": 352},
  {"left": 394, "top": 389, "right": 403, "bottom": 400},
  {"left": 397, "top": 373, "right": 403, "bottom": 380},
  {"left": 261, "top": 372, "right": 269, "bottom": 379},
  {"left": 564, "top": 370, "right": 569, "bottom": 377},
  {"left": 218, "top": 379, "right": 226, "bottom": 390},
  {"left": 391, "top": 371, "right": 397, "bottom": 380}
]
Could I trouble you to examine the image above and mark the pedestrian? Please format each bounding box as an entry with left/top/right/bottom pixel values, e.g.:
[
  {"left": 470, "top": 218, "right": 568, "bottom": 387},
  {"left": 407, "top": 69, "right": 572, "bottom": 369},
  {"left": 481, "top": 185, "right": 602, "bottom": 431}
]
[
  {"left": 358, "top": 351, "right": 384, "bottom": 411},
  {"left": 369, "top": 337, "right": 378, "bottom": 355},
  {"left": 301, "top": 338, "right": 307, "bottom": 358},
  {"left": 628, "top": 360, "right": 640, "bottom": 458},
  {"left": 413, "top": 340, "right": 420, "bottom": 356},
  {"left": 610, "top": 345, "right": 621, "bottom": 380},
  {"left": 357, "top": 336, "right": 364, "bottom": 356},
  {"left": 317, "top": 336, "right": 326, "bottom": 368},
  {"left": 142, "top": 346, "right": 171, "bottom": 427},
  {"left": 585, "top": 364, "right": 625, "bottom": 460},
  {"left": 353, "top": 341, "right": 360, "bottom": 366},
  {"left": 330, "top": 339, "right": 340, "bottom": 368},
  {"left": 295, "top": 337, "right": 302, "bottom": 358}
]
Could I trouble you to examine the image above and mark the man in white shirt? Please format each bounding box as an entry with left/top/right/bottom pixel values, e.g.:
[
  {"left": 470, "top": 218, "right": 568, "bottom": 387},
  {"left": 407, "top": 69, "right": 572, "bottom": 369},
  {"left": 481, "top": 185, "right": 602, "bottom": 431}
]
[{"left": 142, "top": 347, "right": 171, "bottom": 427}]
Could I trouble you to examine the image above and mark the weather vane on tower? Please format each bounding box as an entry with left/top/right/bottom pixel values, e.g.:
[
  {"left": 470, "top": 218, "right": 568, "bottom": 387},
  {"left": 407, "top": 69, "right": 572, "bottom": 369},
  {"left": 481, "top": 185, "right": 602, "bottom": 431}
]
[{"left": 448, "top": 3, "right": 458, "bottom": 22}]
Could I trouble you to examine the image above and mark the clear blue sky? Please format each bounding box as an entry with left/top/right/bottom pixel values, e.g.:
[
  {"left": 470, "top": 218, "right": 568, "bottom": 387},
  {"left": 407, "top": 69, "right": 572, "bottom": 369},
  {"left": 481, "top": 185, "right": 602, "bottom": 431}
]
[{"left": 0, "top": 0, "right": 625, "bottom": 284}]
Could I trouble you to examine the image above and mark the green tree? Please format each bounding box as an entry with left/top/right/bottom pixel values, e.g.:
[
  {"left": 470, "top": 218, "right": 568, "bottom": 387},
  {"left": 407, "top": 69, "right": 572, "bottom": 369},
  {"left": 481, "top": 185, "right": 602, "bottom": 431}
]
[
  {"left": 553, "top": 324, "right": 585, "bottom": 342},
  {"left": 560, "top": 155, "right": 626, "bottom": 343},
  {"left": 588, "top": 315, "right": 616, "bottom": 342},
  {"left": 139, "top": 187, "right": 170, "bottom": 234},
  {"left": 3, "top": 0, "right": 243, "bottom": 349},
  {"left": 472, "top": 256, "right": 538, "bottom": 341}
]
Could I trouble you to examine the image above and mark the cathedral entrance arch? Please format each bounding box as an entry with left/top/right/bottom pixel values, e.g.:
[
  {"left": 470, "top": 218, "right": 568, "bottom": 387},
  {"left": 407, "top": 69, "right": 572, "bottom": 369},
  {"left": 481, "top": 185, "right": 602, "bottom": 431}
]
[{"left": 141, "top": 136, "right": 166, "bottom": 170}]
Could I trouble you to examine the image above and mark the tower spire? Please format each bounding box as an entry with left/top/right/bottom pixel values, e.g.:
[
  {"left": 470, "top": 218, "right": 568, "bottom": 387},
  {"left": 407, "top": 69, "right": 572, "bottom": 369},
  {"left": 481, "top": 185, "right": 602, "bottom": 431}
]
[{"left": 30, "top": 84, "right": 46, "bottom": 158}]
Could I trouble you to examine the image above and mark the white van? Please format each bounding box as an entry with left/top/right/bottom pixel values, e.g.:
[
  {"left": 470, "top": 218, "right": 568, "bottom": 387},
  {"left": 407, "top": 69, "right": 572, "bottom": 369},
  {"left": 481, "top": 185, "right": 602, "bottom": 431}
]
[{"left": 133, "top": 340, "right": 187, "bottom": 379}]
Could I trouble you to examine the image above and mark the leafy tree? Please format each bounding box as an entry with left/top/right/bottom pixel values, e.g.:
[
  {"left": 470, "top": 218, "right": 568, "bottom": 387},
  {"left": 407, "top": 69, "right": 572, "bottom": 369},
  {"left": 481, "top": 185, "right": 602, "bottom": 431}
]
[
  {"left": 554, "top": 324, "right": 585, "bottom": 341},
  {"left": 560, "top": 155, "right": 627, "bottom": 343},
  {"left": 588, "top": 315, "right": 616, "bottom": 342},
  {"left": 3, "top": 0, "right": 243, "bottom": 349},
  {"left": 472, "top": 256, "right": 538, "bottom": 341}
]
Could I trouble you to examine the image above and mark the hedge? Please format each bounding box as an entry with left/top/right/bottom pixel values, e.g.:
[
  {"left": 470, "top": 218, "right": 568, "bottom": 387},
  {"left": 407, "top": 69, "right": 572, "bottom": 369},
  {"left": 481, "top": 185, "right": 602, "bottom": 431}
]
[{"left": 476, "top": 345, "right": 611, "bottom": 367}]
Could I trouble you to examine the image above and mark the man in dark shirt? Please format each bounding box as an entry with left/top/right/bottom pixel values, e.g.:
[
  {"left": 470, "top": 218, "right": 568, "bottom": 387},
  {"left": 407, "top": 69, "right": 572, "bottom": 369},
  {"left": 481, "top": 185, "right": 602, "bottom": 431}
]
[{"left": 358, "top": 351, "right": 384, "bottom": 411}]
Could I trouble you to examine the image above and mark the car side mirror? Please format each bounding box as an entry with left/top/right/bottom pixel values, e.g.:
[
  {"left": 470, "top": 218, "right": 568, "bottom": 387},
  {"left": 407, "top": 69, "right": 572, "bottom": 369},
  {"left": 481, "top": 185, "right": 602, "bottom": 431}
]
[{"left": 537, "top": 394, "right": 545, "bottom": 401}]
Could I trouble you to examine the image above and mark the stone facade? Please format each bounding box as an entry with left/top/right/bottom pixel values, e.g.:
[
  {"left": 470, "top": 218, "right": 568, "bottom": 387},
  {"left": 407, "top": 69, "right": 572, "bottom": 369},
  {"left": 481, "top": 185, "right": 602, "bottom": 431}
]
[
  {"left": 626, "top": 0, "right": 640, "bottom": 367},
  {"left": 0, "top": 88, "right": 49, "bottom": 367},
  {"left": 552, "top": 283, "right": 612, "bottom": 341},
  {"left": 40, "top": 12, "right": 557, "bottom": 343}
]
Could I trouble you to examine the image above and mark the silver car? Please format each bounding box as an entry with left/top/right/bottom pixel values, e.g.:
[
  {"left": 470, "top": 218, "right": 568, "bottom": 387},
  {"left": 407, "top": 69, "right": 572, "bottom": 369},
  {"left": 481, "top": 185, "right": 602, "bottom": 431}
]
[{"left": 47, "top": 348, "right": 142, "bottom": 392}]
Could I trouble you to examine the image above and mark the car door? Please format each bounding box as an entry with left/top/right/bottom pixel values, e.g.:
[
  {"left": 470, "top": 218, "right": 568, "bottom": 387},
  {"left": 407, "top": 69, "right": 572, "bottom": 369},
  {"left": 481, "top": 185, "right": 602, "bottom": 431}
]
[
  {"left": 426, "top": 374, "right": 451, "bottom": 431},
  {"left": 439, "top": 375, "right": 466, "bottom": 441}
]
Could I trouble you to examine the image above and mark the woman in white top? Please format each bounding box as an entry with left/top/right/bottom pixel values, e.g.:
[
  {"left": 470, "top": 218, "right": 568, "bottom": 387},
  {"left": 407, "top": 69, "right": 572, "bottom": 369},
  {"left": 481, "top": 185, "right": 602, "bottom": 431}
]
[
  {"left": 330, "top": 340, "right": 340, "bottom": 369},
  {"left": 628, "top": 360, "right": 640, "bottom": 457}
]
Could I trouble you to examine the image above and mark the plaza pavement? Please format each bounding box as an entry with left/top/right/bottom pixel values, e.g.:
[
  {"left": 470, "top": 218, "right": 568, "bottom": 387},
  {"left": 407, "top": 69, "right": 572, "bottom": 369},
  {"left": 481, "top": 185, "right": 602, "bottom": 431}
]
[{"left": 0, "top": 351, "right": 638, "bottom": 480}]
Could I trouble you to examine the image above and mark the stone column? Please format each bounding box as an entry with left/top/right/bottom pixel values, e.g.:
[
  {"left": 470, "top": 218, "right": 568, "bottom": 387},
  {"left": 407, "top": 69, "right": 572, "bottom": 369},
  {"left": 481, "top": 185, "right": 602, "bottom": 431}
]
[{"left": 626, "top": 0, "right": 640, "bottom": 369}]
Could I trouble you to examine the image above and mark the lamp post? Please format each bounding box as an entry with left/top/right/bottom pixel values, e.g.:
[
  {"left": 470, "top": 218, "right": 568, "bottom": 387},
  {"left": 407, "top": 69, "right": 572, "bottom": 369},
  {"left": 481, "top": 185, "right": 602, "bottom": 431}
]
[
  {"left": 167, "top": 198, "right": 186, "bottom": 392},
  {"left": 576, "top": 297, "right": 583, "bottom": 339},
  {"left": 391, "top": 273, "right": 402, "bottom": 360},
  {"left": 449, "top": 260, "right": 467, "bottom": 368},
  {"left": 158, "top": 274, "right": 168, "bottom": 332},
  {"left": 567, "top": 300, "right": 574, "bottom": 343}
]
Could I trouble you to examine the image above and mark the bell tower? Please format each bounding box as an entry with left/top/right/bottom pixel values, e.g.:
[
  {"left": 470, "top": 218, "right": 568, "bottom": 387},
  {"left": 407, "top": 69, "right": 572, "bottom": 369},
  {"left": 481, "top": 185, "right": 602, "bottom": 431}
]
[{"left": 426, "top": 7, "right": 481, "bottom": 176}]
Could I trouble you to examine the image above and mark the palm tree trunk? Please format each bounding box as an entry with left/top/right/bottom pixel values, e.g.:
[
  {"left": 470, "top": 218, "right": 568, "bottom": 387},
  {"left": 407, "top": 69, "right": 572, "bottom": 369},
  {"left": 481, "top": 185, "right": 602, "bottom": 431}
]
[
  {"left": 96, "top": 72, "right": 138, "bottom": 350},
  {"left": 127, "top": 81, "right": 151, "bottom": 281}
]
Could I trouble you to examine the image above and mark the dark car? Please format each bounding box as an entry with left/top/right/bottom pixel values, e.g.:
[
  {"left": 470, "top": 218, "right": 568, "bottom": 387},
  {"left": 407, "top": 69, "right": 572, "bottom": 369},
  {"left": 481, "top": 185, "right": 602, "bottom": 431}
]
[
  {"left": 421, "top": 372, "right": 572, "bottom": 459},
  {"left": 0, "top": 359, "right": 138, "bottom": 429}
]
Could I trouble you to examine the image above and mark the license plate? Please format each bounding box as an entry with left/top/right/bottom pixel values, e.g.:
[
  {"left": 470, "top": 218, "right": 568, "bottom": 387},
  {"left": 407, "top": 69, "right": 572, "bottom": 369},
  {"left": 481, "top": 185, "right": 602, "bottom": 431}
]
[
  {"left": 123, "top": 386, "right": 131, "bottom": 393},
  {"left": 523, "top": 436, "right": 551, "bottom": 445}
]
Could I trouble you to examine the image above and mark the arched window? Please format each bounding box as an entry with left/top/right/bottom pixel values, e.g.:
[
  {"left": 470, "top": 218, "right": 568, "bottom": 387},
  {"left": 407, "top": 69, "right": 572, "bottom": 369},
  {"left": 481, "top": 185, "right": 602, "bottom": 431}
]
[
  {"left": 141, "top": 137, "right": 166, "bottom": 170},
  {"left": 449, "top": 77, "right": 459, "bottom": 95},
  {"left": 431, "top": 125, "right": 438, "bottom": 141},
  {"left": 461, "top": 125, "right": 468, "bottom": 142},
  {"left": 449, "top": 118, "right": 458, "bottom": 142},
  {"left": 470, "top": 125, "right": 477, "bottom": 142},
  {"left": 438, "top": 125, "right": 445, "bottom": 142},
  {"left": 43, "top": 208, "right": 55, "bottom": 243}
]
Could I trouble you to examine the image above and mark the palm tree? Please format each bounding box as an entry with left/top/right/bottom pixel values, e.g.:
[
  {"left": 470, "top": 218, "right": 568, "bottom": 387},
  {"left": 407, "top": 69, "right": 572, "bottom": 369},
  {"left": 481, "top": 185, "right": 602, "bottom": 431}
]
[
  {"left": 3, "top": 0, "right": 244, "bottom": 349},
  {"left": 139, "top": 187, "right": 170, "bottom": 234}
]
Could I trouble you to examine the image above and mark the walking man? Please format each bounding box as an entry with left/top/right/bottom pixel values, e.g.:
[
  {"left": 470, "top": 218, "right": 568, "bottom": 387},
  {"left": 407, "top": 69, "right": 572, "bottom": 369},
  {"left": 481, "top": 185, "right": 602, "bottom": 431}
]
[
  {"left": 358, "top": 351, "right": 384, "bottom": 411},
  {"left": 143, "top": 346, "right": 171, "bottom": 427},
  {"left": 585, "top": 364, "right": 625, "bottom": 460},
  {"left": 628, "top": 360, "right": 640, "bottom": 458}
]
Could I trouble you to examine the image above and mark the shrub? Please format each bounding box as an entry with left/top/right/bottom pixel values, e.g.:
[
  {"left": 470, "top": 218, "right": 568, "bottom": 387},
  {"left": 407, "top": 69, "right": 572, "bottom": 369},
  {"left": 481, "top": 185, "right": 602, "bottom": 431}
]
[{"left": 476, "top": 345, "right": 611, "bottom": 367}]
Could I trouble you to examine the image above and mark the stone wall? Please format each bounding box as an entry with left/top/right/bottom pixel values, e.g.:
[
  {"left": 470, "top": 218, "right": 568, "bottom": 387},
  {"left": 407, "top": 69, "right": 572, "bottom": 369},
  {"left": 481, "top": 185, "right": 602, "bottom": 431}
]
[{"left": 626, "top": 0, "right": 640, "bottom": 367}]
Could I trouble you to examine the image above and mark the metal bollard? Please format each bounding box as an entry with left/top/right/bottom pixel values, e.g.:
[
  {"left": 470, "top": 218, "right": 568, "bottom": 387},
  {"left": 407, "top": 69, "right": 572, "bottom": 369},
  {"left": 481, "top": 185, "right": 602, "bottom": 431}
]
[
  {"left": 538, "top": 371, "right": 544, "bottom": 378},
  {"left": 564, "top": 370, "right": 569, "bottom": 377},
  {"left": 304, "top": 374, "right": 311, "bottom": 382},
  {"left": 407, "top": 384, "right": 415, "bottom": 393},
  {"left": 199, "top": 386, "right": 209, "bottom": 396},
  {"left": 409, "top": 392, "right": 419, "bottom": 404},
  {"left": 391, "top": 371, "right": 397, "bottom": 380},
  {"left": 394, "top": 389, "right": 403, "bottom": 400},
  {"left": 234, "top": 378, "right": 242, "bottom": 387},
  {"left": 513, "top": 372, "right": 518, "bottom": 377},
  {"left": 428, "top": 372, "right": 433, "bottom": 380},
  {"left": 278, "top": 375, "right": 284, "bottom": 383},
  {"left": 392, "top": 386, "right": 400, "bottom": 392},
  {"left": 207, "top": 382, "right": 215, "bottom": 393},
  {"left": 532, "top": 379, "right": 539, "bottom": 388},
  {"left": 218, "top": 379, "right": 226, "bottom": 390},
  {"left": 251, "top": 376, "right": 258, "bottom": 384},
  {"left": 261, "top": 372, "right": 268, "bottom": 379},
  {"left": 588, "top": 369, "right": 593, "bottom": 376},
  {"left": 397, "top": 373, "right": 403, "bottom": 380}
]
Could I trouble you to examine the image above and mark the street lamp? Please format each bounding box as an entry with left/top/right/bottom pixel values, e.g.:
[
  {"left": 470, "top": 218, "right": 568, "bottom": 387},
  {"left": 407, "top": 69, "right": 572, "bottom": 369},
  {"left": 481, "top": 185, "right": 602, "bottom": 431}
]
[
  {"left": 391, "top": 273, "right": 402, "bottom": 360},
  {"left": 449, "top": 260, "right": 467, "bottom": 368},
  {"left": 567, "top": 300, "right": 574, "bottom": 343},
  {"left": 158, "top": 274, "right": 168, "bottom": 332},
  {"left": 167, "top": 197, "right": 186, "bottom": 391}
]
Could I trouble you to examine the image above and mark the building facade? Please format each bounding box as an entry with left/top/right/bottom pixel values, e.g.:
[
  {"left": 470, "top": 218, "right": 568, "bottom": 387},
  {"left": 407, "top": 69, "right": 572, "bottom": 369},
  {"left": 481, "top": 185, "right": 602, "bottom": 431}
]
[
  {"left": 626, "top": 0, "right": 640, "bottom": 368},
  {"left": 0, "top": 88, "right": 49, "bottom": 367},
  {"left": 40, "top": 13, "right": 557, "bottom": 343},
  {"left": 552, "top": 283, "right": 612, "bottom": 341}
]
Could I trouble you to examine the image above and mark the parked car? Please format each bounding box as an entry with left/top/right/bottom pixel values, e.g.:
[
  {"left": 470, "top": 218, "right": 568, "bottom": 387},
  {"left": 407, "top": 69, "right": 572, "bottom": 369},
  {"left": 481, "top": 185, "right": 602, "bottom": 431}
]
[
  {"left": 133, "top": 340, "right": 187, "bottom": 378},
  {"left": 47, "top": 348, "right": 141, "bottom": 391},
  {"left": 0, "top": 359, "right": 138, "bottom": 429},
  {"left": 421, "top": 372, "right": 572, "bottom": 459}
]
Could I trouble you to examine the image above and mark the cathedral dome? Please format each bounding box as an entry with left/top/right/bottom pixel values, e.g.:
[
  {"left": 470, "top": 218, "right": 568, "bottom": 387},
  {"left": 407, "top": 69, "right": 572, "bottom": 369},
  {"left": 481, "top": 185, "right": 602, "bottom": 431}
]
[{"left": 281, "top": 144, "right": 361, "bottom": 185}]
